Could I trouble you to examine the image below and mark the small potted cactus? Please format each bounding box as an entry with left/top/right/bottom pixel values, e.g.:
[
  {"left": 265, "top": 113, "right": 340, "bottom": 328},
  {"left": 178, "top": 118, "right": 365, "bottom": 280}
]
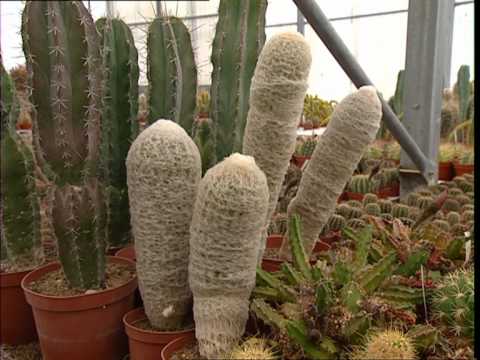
[
  {"left": 346, "top": 174, "right": 375, "bottom": 200},
  {"left": 438, "top": 143, "right": 457, "bottom": 180},
  {"left": 292, "top": 135, "right": 317, "bottom": 168},
  {"left": 453, "top": 145, "right": 474, "bottom": 176}
]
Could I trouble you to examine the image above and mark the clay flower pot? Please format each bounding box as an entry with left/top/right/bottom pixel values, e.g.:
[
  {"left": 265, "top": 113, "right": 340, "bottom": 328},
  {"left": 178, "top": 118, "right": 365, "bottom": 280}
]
[
  {"left": 453, "top": 162, "right": 474, "bottom": 176},
  {"left": 345, "top": 191, "right": 364, "bottom": 201},
  {"left": 1, "top": 269, "right": 38, "bottom": 345},
  {"left": 124, "top": 307, "right": 195, "bottom": 360},
  {"left": 161, "top": 334, "right": 196, "bottom": 360},
  {"left": 376, "top": 183, "right": 400, "bottom": 198},
  {"left": 438, "top": 161, "right": 454, "bottom": 181},
  {"left": 21, "top": 256, "right": 137, "bottom": 360},
  {"left": 291, "top": 154, "right": 310, "bottom": 168},
  {"left": 115, "top": 244, "right": 136, "bottom": 262}
]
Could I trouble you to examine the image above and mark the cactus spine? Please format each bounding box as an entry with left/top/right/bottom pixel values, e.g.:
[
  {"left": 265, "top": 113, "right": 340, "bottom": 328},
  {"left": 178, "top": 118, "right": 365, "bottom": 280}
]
[
  {"left": 22, "top": 1, "right": 105, "bottom": 289},
  {"left": 126, "top": 120, "right": 201, "bottom": 329},
  {"left": 96, "top": 17, "right": 139, "bottom": 249},
  {"left": 350, "top": 329, "right": 416, "bottom": 360},
  {"left": 147, "top": 16, "right": 197, "bottom": 133},
  {"left": 242, "top": 32, "right": 311, "bottom": 262},
  {"left": 282, "top": 86, "right": 382, "bottom": 256},
  {"left": 211, "top": 0, "right": 267, "bottom": 161},
  {"left": 189, "top": 154, "right": 269, "bottom": 358},
  {"left": 1, "top": 61, "right": 43, "bottom": 269}
]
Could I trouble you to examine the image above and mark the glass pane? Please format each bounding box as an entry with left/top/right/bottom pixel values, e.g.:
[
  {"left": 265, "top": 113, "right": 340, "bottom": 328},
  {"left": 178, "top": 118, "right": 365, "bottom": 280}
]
[
  {"left": 113, "top": 1, "right": 156, "bottom": 23},
  {"left": 450, "top": 3, "right": 474, "bottom": 86},
  {"left": 266, "top": 0, "right": 297, "bottom": 26}
]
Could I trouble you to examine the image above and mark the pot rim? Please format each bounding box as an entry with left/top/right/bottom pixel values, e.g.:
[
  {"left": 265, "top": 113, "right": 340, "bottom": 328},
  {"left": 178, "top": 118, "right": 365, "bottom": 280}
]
[
  {"left": 160, "top": 333, "right": 196, "bottom": 360},
  {"left": 1, "top": 267, "right": 38, "bottom": 288}
]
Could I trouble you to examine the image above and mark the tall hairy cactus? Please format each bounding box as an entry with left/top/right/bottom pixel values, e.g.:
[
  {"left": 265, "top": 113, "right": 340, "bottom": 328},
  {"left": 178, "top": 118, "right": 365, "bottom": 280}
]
[
  {"left": 242, "top": 32, "right": 311, "bottom": 262},
  {"left": 147, "top": 16, "right": 197, "bottom": 133},
  {"left": 126, "top": 120, "right": 201, "bottom": 329},
  {"left": 281, "top": 87, "right": 382, "bottom": 257},
  {"left": 189, "top": 153, "right": 269, "bottom": 358},
  {"left": 211, "top": 0, "right": 267, "bottom": 161},
  {"left": 1, "top": 60, "right": 43, "bottom": 269},
  {"left": 96, "top": 17, "right": 139, "bottom": 249},
  {"left": 22, "top": 1, "right": 105, "bottom": 289}
]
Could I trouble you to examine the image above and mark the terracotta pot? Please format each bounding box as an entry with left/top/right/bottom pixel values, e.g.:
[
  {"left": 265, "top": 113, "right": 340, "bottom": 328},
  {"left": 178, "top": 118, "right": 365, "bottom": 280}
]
[
  {"left": 376, "top": 183, "right": 400, "bottom": 198},
  {"left": 1, "top": 269, "right": 37, "bottom": 345},
  {"left": 292, "top": 155, "right": 310, "bottom": 168},
  {"left": 345, "top": 191, "right": 364, "bottom": 201},
  {"left": 21, "top": 256, "right": 137, "bottom": 360},
  {"left": 160, "top": 334, "right": 196, "bottom": 360},
  {"left": 261, "top": 235, "right": 330, "bottom": 272},
  {"left": 124, "top": 307, "right": 195, "bottom": 360},
  {"left": 337, "top": 192, "right": 348, "bottom": 203},
  {"left": 438, "top": 161, "right": 454, "bottom": 181},
  {"left": 115, "top": 244, "right": 136, "bottom": 262},
  {"left": 453, "top": 162, "right": 474, "bottom": 176}
]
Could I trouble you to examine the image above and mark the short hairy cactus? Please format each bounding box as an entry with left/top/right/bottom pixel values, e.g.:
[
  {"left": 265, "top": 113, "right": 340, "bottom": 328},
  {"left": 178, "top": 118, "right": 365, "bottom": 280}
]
[
  {"left": 378, "top": 199, "right": 393, "bottom": 214},
  {"left": 242, "top": 32, "right": 311, "bottom": 262},
  {"left": 432, "top": 219, "right": 450, "bottom": 232},
  {"left": 327, "top": 214, "right": 346, "bottom": 232},
  {"left": 147, "top": 16, "right": 197, "bottom": 133},
  {"left": 442, "top": 198, "right": 461, "bottom": 213},
  {"left": 446, "top": 211, "right": 461, "bottom": 226},
  {"left": 347, "top": 174, "right": 374, "bottom": 194},
  {"left": 212, "top": 0, "right": 267, "bottom": 160},
  {"left": 350, "top": 329, "right": 416, "bottom": 360},
  {"left": 432, "top": 268, "right": 474, "bottom": 339},
  {"left": 22, "top": 1, "right": 105, "bottom": 289},
  {"left": 364, "top": 203, "right": 381, "bottom": 217},
  {"left": 1, "top": 61, "right": 44, "bottom": 270},
  {"left": 362, "top": 193, "right": 378, "bottom": 206},
  {"left": 416, "top": 196, "right": 433, "bottom": 210},
  {"left": 282, "top": 86, "right": 382, "bottom": 256},
  {"left": 189, "top": 153, "right": 269, "bottom": 358},
  {"left": 392, "top": 204, "right": 409, "bottom": 219},
  {"left": 126, "top": 120, "right": 201, "bottom": 329},
  {"left": 96, "top": 17, "right": 139, "bottom": 249}
]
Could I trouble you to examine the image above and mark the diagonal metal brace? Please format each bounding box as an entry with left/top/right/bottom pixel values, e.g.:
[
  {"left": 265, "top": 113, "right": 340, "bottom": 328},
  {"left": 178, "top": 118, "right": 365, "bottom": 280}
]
[{"left": 292, "top": 0, "right": 436, "bottom": 181}]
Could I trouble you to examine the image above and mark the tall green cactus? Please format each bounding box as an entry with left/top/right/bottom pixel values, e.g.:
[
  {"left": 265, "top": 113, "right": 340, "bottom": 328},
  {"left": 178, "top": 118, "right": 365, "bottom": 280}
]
[
  {"left": 147, "top": 16, "right": 197, "bottom": 133},
  {"left": 388, "top": 69, "right": 405, "bottom": 118},
  {"left": 22, "top": 1, "right": 105, "bottom": 289},
  {"left": 96, "top": 17, "right": 139, "bottom": 249},
  {"left": 1, "top": 60, "right": 43, "bottom": 269},
  {"left": 211, "top": 0, "right": 267, "bottom": 161},
  {"left": 455, "top": 65, "right": 471, "bottom": 122}
]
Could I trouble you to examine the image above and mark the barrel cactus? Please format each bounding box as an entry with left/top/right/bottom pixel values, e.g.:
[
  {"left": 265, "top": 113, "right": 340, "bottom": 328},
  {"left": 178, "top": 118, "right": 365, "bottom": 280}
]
[
  {"left": 405, "top": 192, "right": 420, "bottom": 207},
  {"left": 442, "top": 198, "right": 461, "bottom": 213},
  {"left": 362, "top": 193, "right": 378, "bottom": 206},
  {"left": 347, "top": 200, "right": 363, "bottom": 208},
  {"left": 22, "top": 1, "right": 105, "bottom": 289},
  {"left": 350, "top": 329, "right": 416, "bottom": 360},
  {"left": 432, "top": 219, "right": 450, "bottom": 232},
  {"left": 455, "top": 194, "right": 471, "bottom": 206},
  {"left": 364, "top": 203, "right": 381, "bottom": 217},
  {"left": 417, "top": 196, "right": 434, "bottom": 210},
  {"left": 347, "top": 174, "right": 374, "bottom": 194},
  {"left": 327, "top": 214, "right": 347, "bottom": 232},
  {"left": 282, "top": 86, "right": 382, "bottom": 256},
  {"left": 378, "top": 199, "right": 393, "bottom": 214},
  {"left": 242, "top": 32, "right": 311, "bottom": 262},
  {"left": 126, "top": 120, "right": 201, "bottom": 329},
  {"left": 1, "top": 60, "right": 44, "bottom": 270},
  {"left": 392, "top": 204, "right": 409, "bottom": 219},
  {"left": 446, "top": 211, "right": 461, "bottom": 226},
  {"left": 189, "top": 153, "right": 269, "bottom": 358}
]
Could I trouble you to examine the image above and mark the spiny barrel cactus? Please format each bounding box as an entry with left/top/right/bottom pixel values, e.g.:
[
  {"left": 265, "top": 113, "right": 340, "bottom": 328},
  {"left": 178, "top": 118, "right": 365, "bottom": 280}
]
[
  {"left": 346, "top": 218, "right": 367, "bottom": 230},
  {"left": 364, "top": 203, "right": 381, "bottom": 216},
  {"left": 212, "top": 0, "right": 267, "bottom": 160},
  {"left": 455, "top": 194, "right": 471, "bottom": 206},
  {"left": 282, "top": 86, "right": 382, "bottom": 256},
  {"left": 22, "top": 1, "right": 105, "bottom": 289},
  {"left": 347, "top": 200, "right": 363, "bottom": 208},
  {"left": 442, "top": 198, "right": 461, "bottom": 212},
  {"left": 417, "top": 196, "right": 433, "bottom": 210},
  {"left": 347, "top": 174, "right": 374, "bottom": 194},
  {"left": 362, "top": 193, "right": 378, "bottom": 206},
  {"left": 378, "top": 199, "right": 393, "bottom": 214},
  {"left": 350, "top": 329, "right": 416, "bottom": 360},
  {"left": 1, "top": 61, "right": 43, "bottom": 270},
  {"left": 96, "top": 17, "right": 139, "bottom": 249},
  {"left": 189, "top": 153, "right": 269, "bottom": 358},
  {"left": 126, "top": 120, "right": 201, "bottom": 329},
  {"left": 392, "top": 204, "right": 409, "bottom": 219},
  {"left": 327, "top": 214, "right": 346, "bottom": 232},
  {"left": 405, "top": 192, "right": 420, "bottom": 207},
  {"left": 229, "top": 338, "right": 277, "bottom": 360},
  {"left": 242, "top": 32, "right": 311, "bottom": 262},
  {"left": 432, "top": 268, "right": 474, "bottom": 339},
  {"left": 299, "top": 137, "right": 317, "bottom": 156},
  {"left": 147, "top": 16, "right": 197, "bottom": 133}
]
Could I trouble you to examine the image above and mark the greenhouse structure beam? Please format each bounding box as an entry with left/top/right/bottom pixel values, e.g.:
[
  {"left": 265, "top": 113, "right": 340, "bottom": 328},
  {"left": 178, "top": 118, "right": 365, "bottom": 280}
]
[
  {"left": 292, "top": 0, "right": 437, "bottom": 182},
  {"left": 399, "top": 0, "right": 455, "bottom": 194}
]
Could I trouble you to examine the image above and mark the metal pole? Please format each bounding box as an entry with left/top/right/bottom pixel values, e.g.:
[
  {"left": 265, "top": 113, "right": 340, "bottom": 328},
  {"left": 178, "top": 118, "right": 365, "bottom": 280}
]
[
  {"left": 400, "top": 0, "right": 455, "bottom": 193},
  {"left": 292, "top": 0, "right": 435, "bottom": 181},
  {"left": 297, "top": 9, "right": 305, "bottom": 35}
]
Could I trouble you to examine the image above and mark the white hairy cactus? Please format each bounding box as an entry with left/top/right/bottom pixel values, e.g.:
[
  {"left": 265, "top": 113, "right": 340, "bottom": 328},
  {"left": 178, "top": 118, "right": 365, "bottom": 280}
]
[
  {"left": 189, "top": 153, "right": 269, "bottom": 359},
  {"left": 242, "top": 32, "right": 311, "bottom": 263},
  {"left": 126, "top": 119, "right": 201, "bottom": 329},
  {"left": 280, "top": 86, "right": 382, "bottom": 257}
]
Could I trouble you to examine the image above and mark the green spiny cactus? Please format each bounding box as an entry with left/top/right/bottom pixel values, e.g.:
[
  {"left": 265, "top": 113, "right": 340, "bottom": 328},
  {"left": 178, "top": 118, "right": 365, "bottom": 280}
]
[
  {"left": 327, "top": 214, "right": 346, "bottom": 231},
  {"left": 147, "top": 16, "right": 197, "bottom": 133},
  {"left": 22, "top": 1, "right": 106, "bottom": 289},
  {"left": 212, "top": 0, "right": 267, "bottom": 160},
  {"left": 398, "top": 217, "right": 414, "bottom": 227},
  {"left": 349, "top": 207, "right": 364, "bottom": 220},
  {"left": 299, "top": 137, "right": 317, "bottom": 157},
  {"left": 455, "top": 194, "right": 471, "bottom": 206},
  {"left": 463, "top": 173, "right": 474, "bottom": 182},
  {"left": 303, "top": 94, "right": 335, "bottom": 127},
  {"left": 381, "top": 213, "right": 394, "bottom": 221},
  {"left": 448, "top": 187, "right": 463, "bottom": 197},
  {"left": 455, "top": 65, "right": 471, "bottom": 122},
  {"left": 406, "top": 324, "right": 440, "bottom": 354},
  {"left": 362, "top": 193, "right": 378, "bottom": 206},
  {"left": 378, "top": 199, "right": 393, "bottom": 214},
  {"left": 196, "top": 91, "right": 210, "bottom": 116},
  {"left": 432, "top": 219, "right": 450, "bottom": 232},
  {"left": 442, "top": 198, "right": 461, "bottom": 212},
  {"left": 346, "top": 218, "right": 367, "bottom": 230},
  {"left": 347, "top": 200, "right": 363, "bottom": 208},
  {"left": 372, "top": 167, "right": 399, "bottom": 190},
  {"left": 416, "top": 196, "right": 433, "bottom": 210},
  {"left": 405, "top": 192, "right": 420, "bottom": 207},
  {"left": 461, "top": 210, "right": 474, "bottom": 223},
  {"left": 461, "top": 204, "right": 474, "bottom": 213},
  {"left": 432, "top": 268, "right": 474, "bottom": 339},
  {"left": 267, "top": 213, "right": 288, "bottom": 236},
  {"left": 350, "top": 329, "right": 416, "bottom": 360},
  {"left": 127, "top": 120, "right": 201, "bottom": 329},
  {"left": 451, "top": 223, "right": 466, "bottom": 236},
  {"left": 192, "top": 117, "right": 216, "bottom": 175},
  {"left": 336, "top": 203, "right": 354, "bottom": 218},
  {"left": 392, "top": 204, "right": 409, "bottom": 219},
  {"left": 406, "top": 206, "right": 420, "bottom": 221},
  {"left": 446, "top": 211, "right": 461, "bottom": 226},
  {"left": 348, "top": 174, "right": 374, "bottom": 194},
  {"left": 1, "top": 60, "right": 44, "bottom": 269},
  {"left": 457, "top": 180, "right": 473, "bottom": 193},
  {"left": 96, "top": 17, "right": 139, "bottom": 249},
  {"left": 364, "top": 203, "right": 381, "bottom": 216}
]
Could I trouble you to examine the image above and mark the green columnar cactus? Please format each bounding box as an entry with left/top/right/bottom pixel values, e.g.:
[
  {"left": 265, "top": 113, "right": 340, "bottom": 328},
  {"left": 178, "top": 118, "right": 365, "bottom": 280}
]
[
  {"left": 392, "top": 204, "right": 409, "bottom": 219},
  {"left": 347, "top": 174, "right": 374, "bottom": 194},
  {"left": 189, "top": 153, "right": 269, "bottom": 358},
  {"left": 242, "top": 32, "right": 311, "bottom": 262},
  {"left": 364, "top": 203, "right": 381, "bottom": 216},
  {"left": 378, "top": 199, "right": 393, "bottom": 214},
  {"left": 192, "top": 117, "right": 216, "bottom": 176},
  {"left": 362, "top": 193, "right": 378, "bottom": 206},
  {"left": 455, "top": 65, "right": 471, "bottom": 122},
  {"left": 147, "top": 16, "right": 197, "bottom": 133},
  {"left": 22, "top": 1, "right": 105, "bottom": 289},
  {"left": 327, "top": 214, "right": 346, "bottom": 231},
  {"left": 96, "top": 17, "right": 139, "bottom": 249},
  {"left": 126, "top": 120, "right": 201, "bottom": 329},
  {"left": 1, "top": 61, "right": 44, "bottom": 269},
  {"left": 283, "top": 87, "right": 382, "bottom": 256},
  {"left": 388, "top": 70, "right": 405, "bottom": 117},
  {"left": 350, "top": 329, "right": 416, "bottom": 360},
  {"left": 432, "top": 268, "right": 474, "bottom": 339},
  {"left": 211, "top": 0, "right": 267, "bottom": 160},
  {"left": 299, "top": 137, "right": 317, "bottom": 157}
]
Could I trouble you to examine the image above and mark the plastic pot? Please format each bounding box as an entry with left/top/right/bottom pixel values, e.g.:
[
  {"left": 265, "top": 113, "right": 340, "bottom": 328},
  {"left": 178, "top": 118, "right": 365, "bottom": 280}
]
[
  {"left": 1, "top": 268, "right": 38, "bottom": 345},
  {"left": 160, "top": 334, "right": 196, "bottom": 360},
  {"left": 376, "top": 183, "right": 400, "bottom": 198},
  {"left": 21, "top": 256, "right": 137, "bottom": 360},
  {"left": 291, "top": 155, "right": 310, "bottom": 168},
  {"left": 453, "top": 162, "right": 474, "bottom": 176},
  {"left": 345, "top": 191, "right": 364, "bottom": 201},
  {"left": 115, "top": 245, "right": 136, "bottom": 262},
  {"left": 438, "top": 161, "right": 454, "bottom": 181},
  {"left": 124, "top": 307, "right": 195, "bottom": 360}
]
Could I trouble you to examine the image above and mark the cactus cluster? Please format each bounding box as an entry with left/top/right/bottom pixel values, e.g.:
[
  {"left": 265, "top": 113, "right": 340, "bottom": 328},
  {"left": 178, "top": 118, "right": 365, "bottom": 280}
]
[{"left": 302, "top": 94, "right": 336, "bottom": 128}]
